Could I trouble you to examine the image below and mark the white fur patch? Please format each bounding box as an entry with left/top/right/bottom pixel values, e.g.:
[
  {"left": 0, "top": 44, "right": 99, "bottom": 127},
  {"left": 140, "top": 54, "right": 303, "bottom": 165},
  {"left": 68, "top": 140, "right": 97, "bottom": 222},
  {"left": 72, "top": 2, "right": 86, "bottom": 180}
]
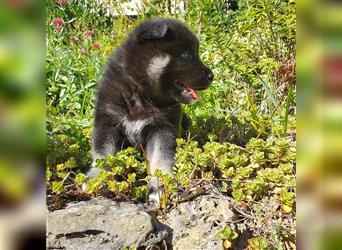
[
  {"left": 122, "top": 117, "right": 153, "bottom": 138},
  {"left": 148, "top": 134, "right": 174, "bottom": 175},
  {"left": 147, "top": 55, "right": 171, "bottom": 80}
]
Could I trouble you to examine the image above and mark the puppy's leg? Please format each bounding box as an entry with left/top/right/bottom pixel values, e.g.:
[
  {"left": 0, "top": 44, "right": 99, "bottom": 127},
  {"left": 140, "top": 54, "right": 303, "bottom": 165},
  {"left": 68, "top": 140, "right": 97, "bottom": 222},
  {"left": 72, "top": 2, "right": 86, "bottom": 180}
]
[
  {"left": 82, "top": 124, "right": 124, "bottom": 191},
  {"left": 145, "top": 128, "right": 176, "bottom": 203},
  {"left": 92, "top": 123, "right": 125, "bottom": 168}
]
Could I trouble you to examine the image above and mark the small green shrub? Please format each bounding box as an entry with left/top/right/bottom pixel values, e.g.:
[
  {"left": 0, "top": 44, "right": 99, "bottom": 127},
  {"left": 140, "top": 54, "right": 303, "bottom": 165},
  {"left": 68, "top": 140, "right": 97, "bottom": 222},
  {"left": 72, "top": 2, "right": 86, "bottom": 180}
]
[
  {"left": 217, "top": 225, "right": 239, "bottom": 249},
  {"left": 248, "top": 236, "right": 269, "bottom": 250}
]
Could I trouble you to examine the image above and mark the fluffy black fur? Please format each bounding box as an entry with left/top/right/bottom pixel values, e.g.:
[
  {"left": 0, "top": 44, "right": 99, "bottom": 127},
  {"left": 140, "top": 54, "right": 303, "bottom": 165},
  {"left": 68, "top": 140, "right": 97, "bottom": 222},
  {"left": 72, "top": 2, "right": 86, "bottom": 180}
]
[{"left": 89, "top": 18, "right": 213, "bottom": 201}]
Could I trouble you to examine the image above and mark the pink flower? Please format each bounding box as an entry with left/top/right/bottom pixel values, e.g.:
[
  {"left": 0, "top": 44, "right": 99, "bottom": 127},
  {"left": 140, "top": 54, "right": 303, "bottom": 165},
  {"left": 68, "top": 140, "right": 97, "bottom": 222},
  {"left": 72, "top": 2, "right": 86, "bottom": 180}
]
[
  {"left": 53, "top": 18, "right": 64, "bottom": 25},
  {"left": 84, "top": 29, "right": 94, "bottom": 37},
  {"left": 93, "top": 42, "right": 100, "bottom": 49},
  {"left": 52, "top": 18, "right": 64, "bottom": 31},
  {"left": 56, "top": 0, "right": 68, "bottom": 5},
  {"left": 69, "top": 36, "right": 78, "bottom": 43}
]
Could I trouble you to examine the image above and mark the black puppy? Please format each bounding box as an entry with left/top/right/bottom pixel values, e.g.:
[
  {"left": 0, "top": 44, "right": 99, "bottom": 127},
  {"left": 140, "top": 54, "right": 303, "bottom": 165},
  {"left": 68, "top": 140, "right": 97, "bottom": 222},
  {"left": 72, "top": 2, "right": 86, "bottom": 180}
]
[{"left": 87, "top": 18, "right": 213, "bottom": 201}]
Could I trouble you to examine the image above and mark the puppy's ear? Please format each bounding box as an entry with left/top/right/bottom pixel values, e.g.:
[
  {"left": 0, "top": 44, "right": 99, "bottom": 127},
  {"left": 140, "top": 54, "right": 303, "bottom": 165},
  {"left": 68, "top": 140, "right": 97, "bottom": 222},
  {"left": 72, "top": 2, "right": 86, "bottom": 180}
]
[{"left": 138, "top": 23, "right": 173, "bottom": 42}]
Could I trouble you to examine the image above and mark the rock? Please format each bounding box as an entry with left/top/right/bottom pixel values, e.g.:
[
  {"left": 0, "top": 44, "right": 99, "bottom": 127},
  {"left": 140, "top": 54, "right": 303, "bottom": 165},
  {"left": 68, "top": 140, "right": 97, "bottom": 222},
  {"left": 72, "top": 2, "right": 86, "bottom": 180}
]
[
  {"left": 47, "top": 193, "right": 236, "bottom": 250},
  {"left": 47, "top": 199, "right": 168, "bottom": 249},
  {"left": 162, "top": 194, "right": 236, "bottom": 250}
]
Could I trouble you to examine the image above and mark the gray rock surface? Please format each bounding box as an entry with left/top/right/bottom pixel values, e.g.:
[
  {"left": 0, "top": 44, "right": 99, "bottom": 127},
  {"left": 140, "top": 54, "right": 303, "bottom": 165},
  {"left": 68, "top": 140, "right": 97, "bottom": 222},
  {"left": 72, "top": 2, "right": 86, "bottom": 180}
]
[
  {"left": 163, "top": 194, "right": 236, "bottom": 250},
  {"left": 47, "top": 199, "right": 168, "bottom": 249},
  {"left": 47, "top": 193, "right": 236, "bottom": 249}
]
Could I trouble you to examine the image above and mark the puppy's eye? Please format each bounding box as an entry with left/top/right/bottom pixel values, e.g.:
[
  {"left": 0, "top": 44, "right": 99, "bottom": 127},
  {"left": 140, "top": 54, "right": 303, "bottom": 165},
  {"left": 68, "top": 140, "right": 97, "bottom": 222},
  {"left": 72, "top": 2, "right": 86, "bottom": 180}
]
[{"left": 181, "top": 51, "right": 193, "bottom": 61}]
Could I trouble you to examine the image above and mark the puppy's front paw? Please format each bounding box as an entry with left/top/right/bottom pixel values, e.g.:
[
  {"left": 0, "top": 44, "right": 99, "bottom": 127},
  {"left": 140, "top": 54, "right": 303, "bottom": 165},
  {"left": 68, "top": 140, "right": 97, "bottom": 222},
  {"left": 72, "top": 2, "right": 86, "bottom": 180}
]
[
  {"left": 81, "top": 166, "right": 102, "bottom": 193},
  {"left": 86, "top": 166, "right": 102, "bottom": 178},
  {"left": 148, "top": 185, "right": 164, "bottom": 204},
  {"left": 148, "top": 176, "right": 164, "bottom": 204}
]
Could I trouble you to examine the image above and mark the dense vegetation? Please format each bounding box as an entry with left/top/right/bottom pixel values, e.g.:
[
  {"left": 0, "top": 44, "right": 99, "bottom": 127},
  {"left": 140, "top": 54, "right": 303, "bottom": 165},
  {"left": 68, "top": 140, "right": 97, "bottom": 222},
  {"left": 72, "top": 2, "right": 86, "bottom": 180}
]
[{"left": 47, "top": 0, "right": 296, "bottom": 249}]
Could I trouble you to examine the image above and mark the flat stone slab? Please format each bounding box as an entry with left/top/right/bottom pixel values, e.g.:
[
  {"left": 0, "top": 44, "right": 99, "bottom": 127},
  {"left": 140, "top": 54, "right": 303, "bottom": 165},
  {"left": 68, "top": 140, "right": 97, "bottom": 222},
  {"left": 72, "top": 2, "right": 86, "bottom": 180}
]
[{"left": 47, "top": 199, "right": 167, "bottom": 250}]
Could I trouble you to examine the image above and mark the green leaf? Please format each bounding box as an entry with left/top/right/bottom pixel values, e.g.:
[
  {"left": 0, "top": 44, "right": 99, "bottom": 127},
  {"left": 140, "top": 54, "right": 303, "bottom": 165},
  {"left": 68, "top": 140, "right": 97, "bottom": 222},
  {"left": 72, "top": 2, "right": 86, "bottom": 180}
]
[
  {"left": 52, "top": 181, "right": 64, "bottom": 194},
  {"left": 216, "top": 226, "right": 238, "bottom": 241},
  {"left": 282, "top": 204, "right": 293, "bottom": 213},
  {"left": 74, "top": 173, "right": 87, "bottom": 185},
  {"left": 248, "top": 236, "right": 268, "bottom": 250}
]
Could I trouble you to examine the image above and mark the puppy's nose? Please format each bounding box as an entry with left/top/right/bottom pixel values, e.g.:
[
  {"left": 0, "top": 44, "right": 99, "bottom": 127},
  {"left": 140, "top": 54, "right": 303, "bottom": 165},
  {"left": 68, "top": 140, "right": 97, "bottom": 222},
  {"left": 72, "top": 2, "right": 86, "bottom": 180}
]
[{"left": 207, "top": 71, "right": 214, "bottom": 81}]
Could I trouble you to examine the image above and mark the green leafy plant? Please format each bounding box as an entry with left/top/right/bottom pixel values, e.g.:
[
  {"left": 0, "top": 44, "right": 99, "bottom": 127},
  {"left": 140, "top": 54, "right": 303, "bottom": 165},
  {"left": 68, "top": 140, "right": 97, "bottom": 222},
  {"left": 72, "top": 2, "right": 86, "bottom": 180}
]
[
  {"left": 248, "top": 236, "right": 268, "bottom": 250},
  {"left": 216, "top": 226, "right": 239, "bottom": 249}
]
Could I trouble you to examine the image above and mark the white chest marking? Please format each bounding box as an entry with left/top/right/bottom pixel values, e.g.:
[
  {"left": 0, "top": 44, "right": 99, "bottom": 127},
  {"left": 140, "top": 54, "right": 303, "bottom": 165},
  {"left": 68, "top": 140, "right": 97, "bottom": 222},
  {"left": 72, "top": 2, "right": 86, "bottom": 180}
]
[
  {"left": 122, "top": 117, "right": 153, "bottom": 136},
  {"left": 147, "top": 55, "right": 171, "bottom": 81}
]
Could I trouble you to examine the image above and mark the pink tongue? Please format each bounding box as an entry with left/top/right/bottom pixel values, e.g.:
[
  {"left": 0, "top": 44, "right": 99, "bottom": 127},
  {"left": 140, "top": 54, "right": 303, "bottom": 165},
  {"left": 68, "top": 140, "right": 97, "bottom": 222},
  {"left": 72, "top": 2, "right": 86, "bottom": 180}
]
[{"left": 186, "top": 87, "right": 197, "bottom": 99}]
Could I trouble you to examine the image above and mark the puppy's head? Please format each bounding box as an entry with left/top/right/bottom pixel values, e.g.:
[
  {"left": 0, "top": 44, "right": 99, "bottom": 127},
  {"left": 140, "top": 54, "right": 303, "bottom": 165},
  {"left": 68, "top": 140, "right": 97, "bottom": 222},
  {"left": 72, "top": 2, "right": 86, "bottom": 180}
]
[{"left": 132, "top": 18, "right": 214, "bottom": 104}]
